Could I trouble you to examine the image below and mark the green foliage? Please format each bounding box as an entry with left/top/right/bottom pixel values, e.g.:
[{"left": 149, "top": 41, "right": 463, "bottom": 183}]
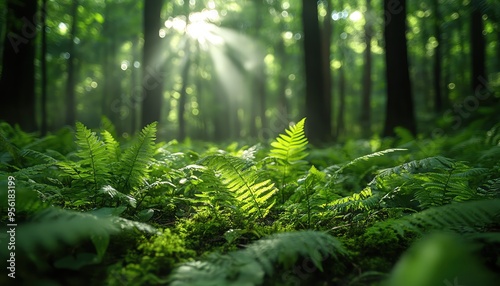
[
  {"left": 169, "top": 230, "right": 347, "bottom": 286},
  {"left": 373, "top": 199, "right": 500, "bottom": 236},
  {"left": 107, "top": 229, "right": 195, "bottom": 286},
  {"left": 2, "top": 120, "right": 500, "bottom": 285},
  {"left": 13, "top": 207, "right": 156, "bottom": 266},
  {"left": 118, "top": 122, "right": 157, "bottom": 193},
  {"left": 202, "top": 153, "right": 276, "bottom": 220},
  {"left": 269, "top": 118, "right": 309, "bottom": 203},
  {"left": 74, "top": 122, "right": 110, "bottom": 190}
]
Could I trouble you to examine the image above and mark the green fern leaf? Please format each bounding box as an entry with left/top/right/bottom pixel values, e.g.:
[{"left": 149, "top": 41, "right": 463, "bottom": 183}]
[
  {"left": 374, "top": 199, "right": 500, "bottom": 236},
  {"left": 270, "top": 118, "right": 308, "bottom": 164},
  {"left": 119, "top": 122, "right": 157, "bottom": 193},
  {"left": 203, "top": 153, "right": 276, "bottom": 220},
  {"left": 101, "top": 130, "right": 121, "bottom": 163},
  {"left": 16, "top": 207, "right": 156, "bottom": 262},
  {"left": 169, "top": 230, "right": 347, "bottom": 286},
  {"left": 74, "top": 122, "right": 109, "bottom": 190}
]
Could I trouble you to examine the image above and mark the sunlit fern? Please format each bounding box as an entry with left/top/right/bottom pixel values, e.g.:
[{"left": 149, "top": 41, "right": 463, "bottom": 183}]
[
  {"left": 169, "top": 230, "right": 347, "bottom": 286},
  {"left": 202, "top": 153, "right": 276, "bottom": 220},
  {"left": 269, "top": 117, "right": 308, "bottom": 203}
]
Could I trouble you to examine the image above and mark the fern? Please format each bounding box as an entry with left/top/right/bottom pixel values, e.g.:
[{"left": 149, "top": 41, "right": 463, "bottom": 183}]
[
  {"left": 336, "top": 148, "right": 406, "bottom": 174},
  {"left": 119, "top": 122, "right": 157, "bottom": 193},
  {"left": 373, "top": 199, "right": 500, "bottom": 236},
  {"left": 169, "top": 230, "right": 347, "bottom": 286},
  {"left": 74, "top": 122, "right": 110, "bottom": 190},
  {"left": 203, "top": 153, "right": 276, "bottom": 220},
  {"left": 269, "top": 118, "right": 309, "bottom": 203},
  {"left": 15, "top": 207, "right": 156, "bottom": 263},
  {"left": 270, "top": 118, "right": 308, "bottom": 164},
  {"left": 329, "top": 187, "right": 381, "bottom": 213}
]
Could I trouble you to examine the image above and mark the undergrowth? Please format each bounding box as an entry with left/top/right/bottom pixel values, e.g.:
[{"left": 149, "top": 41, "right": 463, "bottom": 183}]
[{"left": 0, "top": 118, "right": 499, "bottom": 285}]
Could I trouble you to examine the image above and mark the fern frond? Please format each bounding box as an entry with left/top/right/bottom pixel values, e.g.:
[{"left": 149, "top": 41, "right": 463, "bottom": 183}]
[
  {"left": 269, "top": 118, "right": 309, "bottom": 203},
  {"left": 74, "top": 122, "right": 109, "bottom": 190},
  {"left": 101, "top": 130, "right": 121, "bottom": 163},
  {"left": 119, "top": 122, "right": 157, "bottom": 193},
  {"left": 270, "top": 118, "right": 308, "bottom": 164},
  {"left": 337, "top": 148, "right": 406, "bottom": 174},
  {"left": 203, "top": 153, "right": 276, "bottom": 220},
  {"left": 375, "top": 156, "right": 454, "bottom": 178},
  {"left": 17, "top": 207, "right": 156, "bottom": 259},
  {"left": 169, "top": 230, "right": 347, "bottom": 286},
  {"left": 374, "top": 199, "right": 500, "bottom": 236},
  {"left": 329, "top": 187, "right": 381, "bottom": 212}
]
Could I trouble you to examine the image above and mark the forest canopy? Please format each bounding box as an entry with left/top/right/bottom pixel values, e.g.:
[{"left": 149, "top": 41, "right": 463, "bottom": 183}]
[{"left": 1, "top": 0, "right": 499, "bottom": 142}]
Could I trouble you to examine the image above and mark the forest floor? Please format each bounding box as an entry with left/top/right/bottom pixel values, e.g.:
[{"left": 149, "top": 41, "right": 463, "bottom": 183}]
[{"left": 1, "top": 118, "right": 499, "bottom": 286}]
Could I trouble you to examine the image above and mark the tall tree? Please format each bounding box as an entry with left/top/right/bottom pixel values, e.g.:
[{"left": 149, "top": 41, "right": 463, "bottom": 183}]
[
  {"left": 470, "top": 1, "right": 487, "bottom": 95},
  {"left": 382, "top": 0, "right": 416, "bottom": 137},
  {"left": 141, "top": 0, "right": 165, "bottom": 128},
  {"left": 0, "top": 0, "right": 38, "bottom": 131},
  {"left": 302, "top": 0, "right": 331, "bottom": 144},
  {"left": 64, "top": 0, "right": 79, "bottom": 126},
  {"left": 321, "top": 0, "right": 333, "bottom": 137},
  {"left": 360, "top": 0, "right": 373, "bottom": 137},
  {"left": 432, "top": 0, "right": 443, "bottom": 113},
  {"left": 41, "top": 0, "right": 48, "bottom": 135}
]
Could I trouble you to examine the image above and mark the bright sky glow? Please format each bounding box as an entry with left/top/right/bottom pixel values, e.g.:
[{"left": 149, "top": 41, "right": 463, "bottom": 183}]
[{"left": 164, "top": 8, "right": 222, "bottom": 47}]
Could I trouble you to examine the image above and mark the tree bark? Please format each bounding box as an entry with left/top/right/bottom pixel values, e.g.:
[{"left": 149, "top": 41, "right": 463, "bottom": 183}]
[
  {"left": 382, "top": 0, "right": 416, "bottom": 137},
  {"left": 470, "top": 2, "right": 487, "bottom": 95},
  {"left": 302, "top": 0, "right": 330, "bottom": 144},
  {"left": 64, "top": 0, "right": 78, "bottom": 126},
  {"left": 432, "top": 0, "right": 443, "bottom": 113},
  {"left": 360, "top": 0, "right": 373, "bottom": 137},
  {"left": 41, "top": 0, "right": 48, "bottom": 135},
  {"left": 0, "top": 0, "right": 38, "bottom": 131},
  {"left": 141, "top": 0, "right": 165, "bottom": 128}
]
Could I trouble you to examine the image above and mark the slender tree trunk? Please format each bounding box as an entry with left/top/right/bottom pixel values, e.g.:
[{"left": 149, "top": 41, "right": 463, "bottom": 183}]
[
  {"left": 471, "top": 2, "right": 487, "bottom": 95},
  {"left": 64, "top": 0, "right": 78, "bottom": 126},
  {"left": 321, "top": 0, "right": 333, "bottom": 136},
  {"left": 382, "top": 0, "right": 416, "bottom": 137},
  {"left": 276, "top": 38, "right": 289, "bottom": 132},
  {"left": 336, "top": 64, "right": 346, "bottom": 139},
  {"left": 302, "top": 0, "right": 330, "bottom": 144},
  {"left": 250, "top": 0, "right": 267, "bottom": 137},
  {"left": 0, "top": 0, "right": 38, "bottom": 131},
  {"left": 41, "top": 0, "right": 48, "bottom": 135},
  {"left": 432, "top": 0, "right": 443, "bottom": 113},
  {"left": 141, "top": 0, "right": 165, "bottom": 128},
  {"left": 360, "top": 0, "right": 373, "bottom": 137}
]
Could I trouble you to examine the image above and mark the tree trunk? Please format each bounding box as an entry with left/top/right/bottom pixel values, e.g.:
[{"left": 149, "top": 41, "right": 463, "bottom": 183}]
[
  {"left": 382, "top": 0, "right": 416, "bottom": 137},
  {"left": 41, "top": 0, "right": 48, "bottom": 135},
  {"left": 0, "top": 0, "right": 37, "bottom": 132},
  {"left": 432, "top": 0, "right": 443, "bottom": 113},
  {"left": 321, "top": 0, "right": 333, "bottom": 136},
  {"left": 336, "top": 64, "right": 346, "bottom": 139},
  {"left": 360, "top": 0, "right": 373, "bottom": 137},
  {"left": 64, "top": 0, "right": 78, "bottom": 126},
  {"left": 302, "top": 0, "right": 330, "bottom": 144},
  {"left": 141, "top": 0, "right": 165, "bottom": 128},
  {"left": 470, "top": 2, "right": 487, "bottom": 95}
]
